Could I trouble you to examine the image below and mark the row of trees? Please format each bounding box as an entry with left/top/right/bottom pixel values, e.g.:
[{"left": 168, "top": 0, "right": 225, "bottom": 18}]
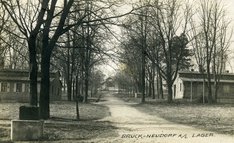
[
  {"left": 189, "top": 0, "right": 232, "bottom": 103},
  {"left": 118, "top": 0, "right": 232, "bottom": 103},
  {"left": 0, "top": 0, "right": 136, "bottom": 119},
  {"left": 0, "top": 0, "right": 232, "bottom": 120},
  {"left": 52, "top": 1, "right": 109, "bottom": 103}
]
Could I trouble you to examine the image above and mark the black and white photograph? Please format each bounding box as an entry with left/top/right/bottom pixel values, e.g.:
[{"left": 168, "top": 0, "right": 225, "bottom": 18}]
[{"left": 0, "top": 0, "right": 234, "bottom": 142}]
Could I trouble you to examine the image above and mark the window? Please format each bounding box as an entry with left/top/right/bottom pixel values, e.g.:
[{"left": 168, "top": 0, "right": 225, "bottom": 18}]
[
  {"left": 180, "top": 83, "right": 182, "bottom": 91},
  {"left": 25, "top": 84, "right": 29, "bottom": 92},
  {"left": 223, "top": 85, "right": 230, "bottom": 93},
  {"left": 16, "top": 83, "right": 22, "bottom": 92},
  {"left": 1, "top": 82, "right": 7, "bottom": 92}
]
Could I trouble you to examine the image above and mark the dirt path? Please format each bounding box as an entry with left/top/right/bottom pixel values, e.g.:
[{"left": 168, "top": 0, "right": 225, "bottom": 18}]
[{"left": 95, "top": 92, "right": 234, "bottom": 143}]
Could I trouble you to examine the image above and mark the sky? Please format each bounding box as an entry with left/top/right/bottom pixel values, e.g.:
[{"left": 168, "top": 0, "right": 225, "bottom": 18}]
[
  {"left": 99, "top": 0, "right": 234, "bottom": 77},
  {"left": 222, "top": 0, "right": 234, "bottom": 72}
]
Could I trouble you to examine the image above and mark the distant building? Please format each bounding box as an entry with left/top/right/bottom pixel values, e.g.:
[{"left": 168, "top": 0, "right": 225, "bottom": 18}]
[
  {"left": 0, "top": 69, "right": 62, "bottom": 102},
  {"left": 101, "top": 77, "right": 118, "bottom": 91},
  {"left": 174, "top": 71, "right": 234, "bottom": 103}
]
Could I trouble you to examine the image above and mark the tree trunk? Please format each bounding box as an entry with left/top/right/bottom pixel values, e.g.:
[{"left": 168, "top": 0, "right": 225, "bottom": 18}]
[
  {"left": 141, "top": 53, "right": 146, "bottom": 103},
  {"left": 39, "top": 47, "right": 51, "bottom": 119},
  {"left": 71, "top": 47, "right": 75, "bottom": 100},
  {"left": 156, "top": 71, "right": 160, "bottom": 99},
  {"left": 81, "top": 71, "right": 84, "bottom": 96},
  {"left": 206, "top": 65, "right": 213, "bottom": 103},
  {"left": 167, "top": 80, "right": 173, "bottom": 103},
  {"left": 141, "top": 32, "right": 146, "bottom": 102},
  {"left": 72, "top": 79, "right": 75, "bottom": 100},
  {"left": 28, "top": 37, "right": 38, "bottom": 106},
  {"left": 67, "top": 39, "right": 72, "bottom": 101},
  {"left": 159, "top": 72, "right": 164, "bottom": 99},
  {"left": 84, "top": 51, "right": 89, "bottom": 103},
  {"left": 152, "top": 65, "right": 155, "bottom": 99},
  {"left": 213, "top": 81, "right": 219, "bottom": 103},
  {"left": 148, "top": 68, "right": 152, "bottom": 97},
  {"left": 75, "top": 75, "right": 80, "bottom": 120},
  {"left": 152, "top": 76, "right": 155, "bottom": 99},
  {"left": 67, "top": 79, "right": 72, "bottom": 101},
  {"left": 148, "top": 80, "right": 152, "bottom": 97},
  {"left": 83, "top": 34, "right": 90, "bottom": 102},
  {"left": 39, "top": 32, "right": 52, "bottom": 119}
]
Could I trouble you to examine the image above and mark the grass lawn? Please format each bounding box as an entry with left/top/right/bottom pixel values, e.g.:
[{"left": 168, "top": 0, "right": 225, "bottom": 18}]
[
  {"left": 126, "top": 96, "right": 234, "bottom": 135},
  {"left": 0, "top": 100, "right": 117, "bottom": 142}
]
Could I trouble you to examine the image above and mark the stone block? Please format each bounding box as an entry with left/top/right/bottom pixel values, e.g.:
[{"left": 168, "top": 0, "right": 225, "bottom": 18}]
[
  {"left": 19, "top": 106, "right": 39, "bottom": 120},
  {"left": 11, "top": 120, "right": 44, "bottom": 141}
]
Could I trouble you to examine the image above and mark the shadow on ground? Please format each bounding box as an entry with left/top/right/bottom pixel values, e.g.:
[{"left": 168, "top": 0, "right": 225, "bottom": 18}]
[
  {"left": 130, "top": 101, "right": 234, "bottom": 135},
  {"left": 43, "top": 120, "right": 118, "bottom": 141},
  {"left": 0, "top": 119, "right": 119, "bottom": 142}
]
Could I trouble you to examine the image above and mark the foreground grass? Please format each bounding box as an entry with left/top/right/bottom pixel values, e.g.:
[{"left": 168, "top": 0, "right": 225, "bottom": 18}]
[
  {"left": 0, "top": 100, "right": 117, "bottom": 142},
  {"left": 127, "top": 97, "right": 234, "bottom": 135}
]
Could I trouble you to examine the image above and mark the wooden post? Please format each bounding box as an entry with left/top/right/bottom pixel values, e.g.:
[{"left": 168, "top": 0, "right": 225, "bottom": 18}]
[
  {"left": 190, "top": 81, "right": 193, "bottom": 102},
  {"left": 203, "top": 80, "right": 205, "bottom": 103}
]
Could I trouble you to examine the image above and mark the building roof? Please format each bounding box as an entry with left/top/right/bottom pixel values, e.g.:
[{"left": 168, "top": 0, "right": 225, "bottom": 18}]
[
  {"left": 0, "top": 69, "right": 58, "bottom": 82},
  {"left": 180, "top": 77, "right": 234, "bottom": 83},
  {"left": 178, "top": 71, "right": 234, "bottom": 83},
  {"left": 179, "top": 70, "right": 234, "bottom": 76}
]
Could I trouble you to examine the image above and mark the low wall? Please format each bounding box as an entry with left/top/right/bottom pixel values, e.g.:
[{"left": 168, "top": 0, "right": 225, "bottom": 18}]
[{"left": 11, "top": 120, "right": 44, "bottom": 141}]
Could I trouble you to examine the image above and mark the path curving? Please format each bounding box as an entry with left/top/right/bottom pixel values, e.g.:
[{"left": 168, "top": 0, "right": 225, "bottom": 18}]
[{"left": 96, "top": 91, "right": 234, "bottom": 143}]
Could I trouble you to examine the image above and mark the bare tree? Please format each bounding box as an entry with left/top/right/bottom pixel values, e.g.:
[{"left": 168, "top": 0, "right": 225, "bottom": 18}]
[
  {"left": 119, "top": 35, "right": 143, "bottom": 96},
  {"left": 39, "top": 0, "right": 138, "bottom": 119},
  {"left": 1, "top": 0, "right": 145, "bottom": 119},
  {"left": 213, "top": 14, "right": 232, "bottom": 102},
  {"left": 146, "top": 0, "right": 192, "bottom": 103},
  {"left": 0, "top": 0, "right": 47, "bottom": 106},
  {"left": 190, "top": 0, "right": 233, "bottom": 103},
  {"left": 120, "top": 0, "right": 150, "bottom": 103}
]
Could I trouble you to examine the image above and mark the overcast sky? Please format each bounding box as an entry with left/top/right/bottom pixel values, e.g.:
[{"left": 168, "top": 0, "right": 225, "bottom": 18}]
[{"left": 221, "top": 0, "right": 234, "bottom": 71}]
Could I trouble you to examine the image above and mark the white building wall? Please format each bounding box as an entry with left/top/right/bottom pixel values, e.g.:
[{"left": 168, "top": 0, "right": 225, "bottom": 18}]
[{"left": 173, "top": 76, "right": 184, "bottom": 99}]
